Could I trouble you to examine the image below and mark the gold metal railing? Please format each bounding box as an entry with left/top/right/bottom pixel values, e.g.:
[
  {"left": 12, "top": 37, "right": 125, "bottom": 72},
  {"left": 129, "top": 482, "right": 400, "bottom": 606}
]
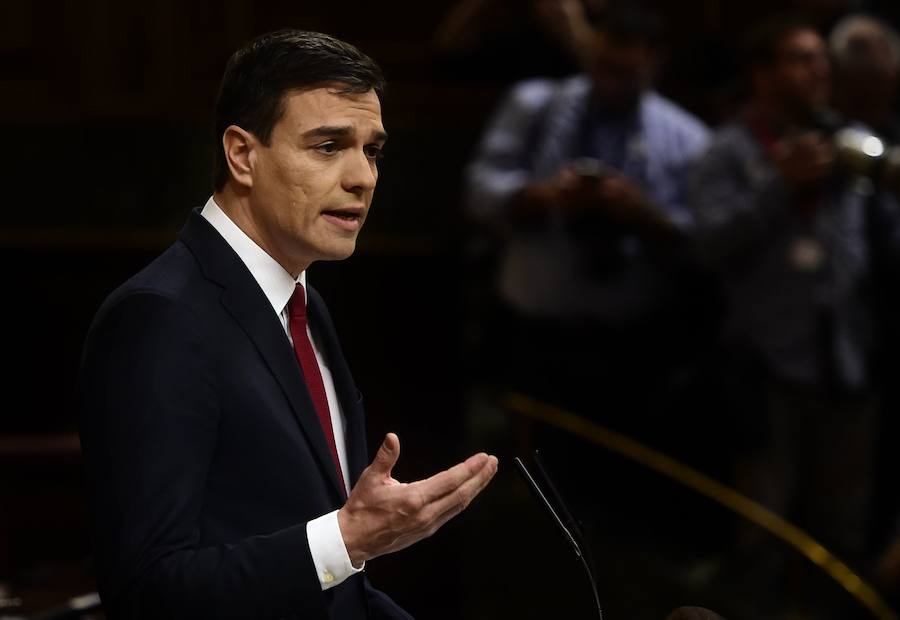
[{"left": 501, "top": 391, "right": 898, "bottom": 620}]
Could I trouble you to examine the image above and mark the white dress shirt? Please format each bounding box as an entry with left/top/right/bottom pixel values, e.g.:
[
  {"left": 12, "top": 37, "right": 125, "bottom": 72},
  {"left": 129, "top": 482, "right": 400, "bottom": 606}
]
[{"left": 201, "top": 196, "right": 362, "bottom": 590}]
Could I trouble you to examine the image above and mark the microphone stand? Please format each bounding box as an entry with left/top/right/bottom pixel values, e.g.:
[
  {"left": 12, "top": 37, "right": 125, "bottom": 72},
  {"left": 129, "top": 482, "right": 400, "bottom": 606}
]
[{"left": 514, "top": 453, "right": 604, "bottom": 619}]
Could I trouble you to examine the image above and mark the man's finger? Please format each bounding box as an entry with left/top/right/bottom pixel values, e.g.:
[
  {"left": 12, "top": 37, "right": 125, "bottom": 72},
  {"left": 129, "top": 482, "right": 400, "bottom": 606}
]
[
  {"left": 420, "top": 455, "right": 498, "bottom": 520},
  {"left": 409, "top": 453, "right": 491, "bottom": 503},
  {"left": 403, "top": 457, "right": 498, "bottom": 544},
  {"left": 428, "top": 463, "right": 496, "bottom": 528},
  {"left": 368, "top": 432, "right": 400, "bottom": 478},
  {"left": 420, "top": 497, "right": 470, "bottom": 539}
]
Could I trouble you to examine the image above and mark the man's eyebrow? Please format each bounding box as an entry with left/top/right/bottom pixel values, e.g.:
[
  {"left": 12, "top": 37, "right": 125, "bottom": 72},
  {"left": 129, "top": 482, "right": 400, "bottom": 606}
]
[{"left": 302, "top": 125, "right": 389, "bottom": 142}]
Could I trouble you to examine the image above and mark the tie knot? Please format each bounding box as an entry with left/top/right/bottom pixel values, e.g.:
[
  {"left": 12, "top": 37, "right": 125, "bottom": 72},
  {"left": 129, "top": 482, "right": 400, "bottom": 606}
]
[{"left": 288, "top": 283, "right": 307, "bottom": 320}]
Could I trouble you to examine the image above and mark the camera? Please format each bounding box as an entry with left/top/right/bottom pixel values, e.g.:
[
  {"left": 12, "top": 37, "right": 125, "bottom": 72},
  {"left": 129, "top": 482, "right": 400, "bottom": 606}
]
[{"left": 833, "top": 126, "right": 900, "bottom": 192}]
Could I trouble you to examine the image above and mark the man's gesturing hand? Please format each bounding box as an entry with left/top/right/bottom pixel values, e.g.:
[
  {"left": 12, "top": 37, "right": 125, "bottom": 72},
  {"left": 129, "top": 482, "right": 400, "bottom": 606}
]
[{"left": 337, "top": 433, "right": 498, "bottom": 568}]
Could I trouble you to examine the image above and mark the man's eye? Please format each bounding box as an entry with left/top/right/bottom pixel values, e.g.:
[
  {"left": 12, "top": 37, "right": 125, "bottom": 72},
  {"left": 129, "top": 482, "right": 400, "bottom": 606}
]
[
  {"left": 316, "top": 142, "right": 339, "bottom": 154},
  {"left": 365, "top": 145, "right": 384, "bottom": 161}
]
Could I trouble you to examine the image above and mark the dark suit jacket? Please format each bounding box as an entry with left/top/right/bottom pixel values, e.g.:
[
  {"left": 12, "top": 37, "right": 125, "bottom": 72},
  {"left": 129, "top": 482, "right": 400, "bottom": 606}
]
[{"left": 79, "top": 210, "right": 412, "bottom": 619}]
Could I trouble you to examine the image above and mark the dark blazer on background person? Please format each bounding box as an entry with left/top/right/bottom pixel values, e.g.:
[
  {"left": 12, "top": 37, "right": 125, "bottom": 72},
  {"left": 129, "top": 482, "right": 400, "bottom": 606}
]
[{"left": 79, "top": 209, "right": 411, "bottom": 620}]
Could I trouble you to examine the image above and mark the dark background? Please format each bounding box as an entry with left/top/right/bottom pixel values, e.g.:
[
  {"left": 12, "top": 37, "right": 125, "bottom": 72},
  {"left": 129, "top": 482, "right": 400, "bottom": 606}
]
[{"left": 3, "top": 1, "right": 900, "bottom": 618}]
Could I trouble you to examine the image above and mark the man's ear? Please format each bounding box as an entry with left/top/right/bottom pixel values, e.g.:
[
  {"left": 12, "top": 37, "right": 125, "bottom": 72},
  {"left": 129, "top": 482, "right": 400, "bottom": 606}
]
[{"left": 222, "top": 125, "right": 257, "bottom": 189}]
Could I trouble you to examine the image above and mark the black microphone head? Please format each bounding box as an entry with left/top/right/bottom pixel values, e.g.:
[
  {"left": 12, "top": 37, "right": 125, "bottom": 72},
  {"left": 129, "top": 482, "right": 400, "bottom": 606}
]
[{"left": 665, "top": 607, "right": 726, "bottom": 620}]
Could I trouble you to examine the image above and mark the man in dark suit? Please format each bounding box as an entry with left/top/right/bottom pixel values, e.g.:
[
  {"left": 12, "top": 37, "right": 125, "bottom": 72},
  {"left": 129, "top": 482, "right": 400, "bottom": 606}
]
[{"left": 78, "top": 30, "right": 498, "bottom": 619}]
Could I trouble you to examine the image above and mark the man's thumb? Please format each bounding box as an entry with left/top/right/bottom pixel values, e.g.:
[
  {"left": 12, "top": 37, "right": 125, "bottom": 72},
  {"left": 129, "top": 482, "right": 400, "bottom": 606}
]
[{"left": 371, "top": 432, "right": 400, "bottom": 476}]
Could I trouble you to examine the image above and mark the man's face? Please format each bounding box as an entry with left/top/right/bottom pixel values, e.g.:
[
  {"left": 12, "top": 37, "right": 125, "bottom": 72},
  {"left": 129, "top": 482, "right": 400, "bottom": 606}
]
[
  {"left": 246, "top": 85, "right": 386, "bottom": 274},
  {"left": 833, "top": 35, "right": 898, "bottom": 125},
  {"left": 590, "top": 36, "right": 655, "bottom": 112},
  {"left": 768, "top": 29, "right": 831, "bottom": 114}
]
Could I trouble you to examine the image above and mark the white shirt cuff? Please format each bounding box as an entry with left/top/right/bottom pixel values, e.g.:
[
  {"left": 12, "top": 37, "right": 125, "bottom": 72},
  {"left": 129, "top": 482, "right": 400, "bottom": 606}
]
[{"left": 306, "top": 509, "right": 364, "bottom": 590}]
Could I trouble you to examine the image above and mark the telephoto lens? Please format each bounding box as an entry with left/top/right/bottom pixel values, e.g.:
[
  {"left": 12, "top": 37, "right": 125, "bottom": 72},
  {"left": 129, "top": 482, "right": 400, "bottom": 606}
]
[{"left": 833, "top": 127, "right": 900, "bottom": 194}]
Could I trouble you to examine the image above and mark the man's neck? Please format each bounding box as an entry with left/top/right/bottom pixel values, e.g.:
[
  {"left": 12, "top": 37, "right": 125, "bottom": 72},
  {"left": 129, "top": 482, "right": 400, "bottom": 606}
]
[
  {"left": 750, "top": 97, "right": 821, "bottom": 134},
  {"left": 746, "top": 98, "right": 811, "bottom": 137},
  {"left": 590, "top": 90, "right": 643, "bottom": 121},
  {"left": 213, "top": 187, "right": 308, "bottom": 279}
]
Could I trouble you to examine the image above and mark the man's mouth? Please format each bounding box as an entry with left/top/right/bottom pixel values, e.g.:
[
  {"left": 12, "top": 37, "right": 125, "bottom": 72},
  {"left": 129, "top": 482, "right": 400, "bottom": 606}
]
[
  {"left": 322, "top": 210, "right": 360, "bottom": 221},
  {"left": 321, "top": 207, "right": 364, "bottom": 230}
]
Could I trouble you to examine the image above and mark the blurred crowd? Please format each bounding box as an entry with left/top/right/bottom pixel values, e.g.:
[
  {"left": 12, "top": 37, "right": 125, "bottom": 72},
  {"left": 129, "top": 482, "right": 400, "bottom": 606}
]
[{"left": 456, "top": 0, "right": 900, "bottom": 615}]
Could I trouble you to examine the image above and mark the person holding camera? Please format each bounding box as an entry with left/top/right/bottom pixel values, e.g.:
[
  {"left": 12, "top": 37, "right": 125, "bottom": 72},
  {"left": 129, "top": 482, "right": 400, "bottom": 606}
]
[
  {"left": 464, "top": 3, "right": 710, "bottom": 431},
  {"left": 687, "top": 16, "right": 900, "bottom": 583}
]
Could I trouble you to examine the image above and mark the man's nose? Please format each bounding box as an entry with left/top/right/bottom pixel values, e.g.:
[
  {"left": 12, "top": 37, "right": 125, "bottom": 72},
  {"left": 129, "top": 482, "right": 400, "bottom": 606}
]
[{"left": 342, "top": 150, "right": 377, "bottom": 195}]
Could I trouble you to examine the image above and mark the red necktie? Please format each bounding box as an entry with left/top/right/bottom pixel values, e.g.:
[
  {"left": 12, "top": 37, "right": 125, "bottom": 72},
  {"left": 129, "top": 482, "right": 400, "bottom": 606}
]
[{"left": 288, "top": 283, "right": 346, "bottom": 492}]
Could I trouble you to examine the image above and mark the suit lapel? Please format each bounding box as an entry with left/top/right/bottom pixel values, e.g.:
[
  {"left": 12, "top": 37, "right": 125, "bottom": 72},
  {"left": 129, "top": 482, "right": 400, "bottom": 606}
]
[{"left": 179, "top": 210, "right": 346, "bottom": 503}]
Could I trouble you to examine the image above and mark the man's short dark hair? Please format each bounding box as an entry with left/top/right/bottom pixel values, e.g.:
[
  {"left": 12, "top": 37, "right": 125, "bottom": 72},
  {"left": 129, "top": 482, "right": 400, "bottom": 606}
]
[
  {"left": 213, "top": 29, "right": 386, "bottom": 191},
  {"left": 596, "top": 2, "right": 663, "bottom": 46},
  {"left": 743, "top": 15, "right": 817, "bottom": 71}
]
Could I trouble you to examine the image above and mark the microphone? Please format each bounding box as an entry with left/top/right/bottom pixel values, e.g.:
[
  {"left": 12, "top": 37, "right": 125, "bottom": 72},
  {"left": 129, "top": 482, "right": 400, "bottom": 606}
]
[
  {"left": 514, "top": 453, "right": 604, "bottom": 619},
  {"left": 515, "top": 452, "right": 729, "bottom": 620}
]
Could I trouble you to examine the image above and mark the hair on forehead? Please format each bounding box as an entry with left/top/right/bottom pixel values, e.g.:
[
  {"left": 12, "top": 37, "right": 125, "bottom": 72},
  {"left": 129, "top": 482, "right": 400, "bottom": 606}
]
[
  {"left": 596, "top": 3, "right": 663, "bottom": 46},
  {"left": 743, "top": 14, "right": 819, "bottom": 71},
  {"left": 213, "top": 29, "right": 386, "bottom": 192}
]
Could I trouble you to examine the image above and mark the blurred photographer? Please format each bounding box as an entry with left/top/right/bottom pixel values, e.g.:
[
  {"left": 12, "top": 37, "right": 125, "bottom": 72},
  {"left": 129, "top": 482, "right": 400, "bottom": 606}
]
[
  {"left": 464, "top": 2, "right": 711, "bottom": 431},
  {"left": 687, "top": 16, "right": 900, "bottom": 593},
  {"left": 830, "top": 14, "right": 900, "bottom": 142},
  {"left": 830, "top": 14, "right": 900, "bottom": 600}
]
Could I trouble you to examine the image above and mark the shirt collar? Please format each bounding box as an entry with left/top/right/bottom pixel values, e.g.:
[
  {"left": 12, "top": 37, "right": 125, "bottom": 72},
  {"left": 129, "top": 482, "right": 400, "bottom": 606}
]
[{"left": 200, "top": 196, "right": 304, "bottom": 316}]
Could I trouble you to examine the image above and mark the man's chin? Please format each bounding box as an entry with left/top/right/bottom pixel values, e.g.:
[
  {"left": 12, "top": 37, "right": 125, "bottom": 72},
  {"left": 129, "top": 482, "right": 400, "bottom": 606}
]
[{"left": 318, "top": 240, "right": 359, "bottom": 262}]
